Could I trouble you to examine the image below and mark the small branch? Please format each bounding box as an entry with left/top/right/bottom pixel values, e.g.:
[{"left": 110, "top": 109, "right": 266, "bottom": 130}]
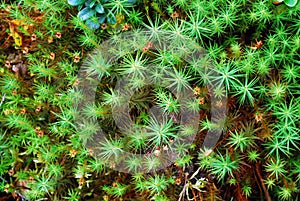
[
  {"left": 255, "top": 163, "right": 271, "bottom": 201},
  {"left": 253, "top": 168, "right": 264, "bottom": 201},
  {"left": 178, "top": 173, "right": 189, "bottom": 201},
  {"left": 0, "top": 177, "right": 29, "bottom": 201},
  {"left": 0, "top": 176, "right": 8, "bottom": 183},
  {"left": 0, "top": 93, "right": 6, "bottom": 108}
]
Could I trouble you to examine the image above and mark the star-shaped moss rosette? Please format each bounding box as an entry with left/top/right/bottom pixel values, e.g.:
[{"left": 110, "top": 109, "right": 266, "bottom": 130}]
[
  {"left": 68, "top": 0, "right": 136, "bottom": 30},
  {"left": 273, "top": 0, "right": 298, "bottom": 7}
]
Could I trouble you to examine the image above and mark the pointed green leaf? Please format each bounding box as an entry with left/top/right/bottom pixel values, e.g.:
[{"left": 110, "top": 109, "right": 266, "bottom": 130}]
[
  {"left": 107, "top": 11, "right": 116, "bottom": 25},
  {"left": 284, "top": 0, "right": 297, "bottom": 7},
  {"left": 98, "top": 15, "right": 106, "bottom": 24},
  {"left": 95, "top": 3, "right": 105, "bottom": 13},
  {"left": 127, "top": 0, "right": 137, "bottom": 4},
  {"left": 78, "top": 7, "right": 96, "bottom": 21},
  {"left": 68, "top": 0, "right": 85, "bottom": 6},
  {"left": 86, "top": 19, "right": 100, "bottom": 30},
  {"left": 85, "top": 0, "right": 92, "bottom": 6},
  {"left": 89, "top": 0, "right": 97, "bottom": 8}
]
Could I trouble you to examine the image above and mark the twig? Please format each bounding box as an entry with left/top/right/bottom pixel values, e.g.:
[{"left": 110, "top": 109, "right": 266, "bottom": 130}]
[
  {"left": 0, "top": 176, "right": 8, "bottom": 183},
  {"left": 0, "top": 93, "right": 6, "bottom": 108},
  {"left": 0, "top": 176, "right": 29, "bottom": 201},
  {"left": 253, "top": 168, "right": 264, "bottom": 201},
  {"left": 255, "top": 163, "right": 271, "bottom": 201},
  {"left": 178, "top": 173, "right": 189, "bottom": 201}
]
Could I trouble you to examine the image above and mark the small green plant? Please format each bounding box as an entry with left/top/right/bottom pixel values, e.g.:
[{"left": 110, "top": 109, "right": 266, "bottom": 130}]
[
  {"left": 265, "top": 158, "right": 287, "bottom": 180},
  {"left": 102, "top": 182, "right": 128, "bottom": 198},
  {"left": 242, "top": 183, "right": 252, "bottom": 198},
  {"left": 198, "top": 149, "right": 240, "bottom": 182},
  {"left": 247, "top": 150, "right": 260, "bottom": 162},
  {"left": 226, "top": 129, "right": 257, "bottom": 152},
  {"left": 1, "top": 0, "right": 300, "bottom": 200}
]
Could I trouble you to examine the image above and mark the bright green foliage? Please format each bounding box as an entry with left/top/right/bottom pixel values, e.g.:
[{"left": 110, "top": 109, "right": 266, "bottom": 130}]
[
  {"left": 102, "top": 182, "right": 128, "bottom": 197},
  {"left": 145, "top": 174, "right": 174, "bottom": 196},
  {"left": 213, "top": 61, "right": 243, "bottom": 92},
  {"left": 247, "top": 150, "right": 260, "bottom": 162},
  {"left": 233, "top": 75, "right": 258, "bottom": 106},
  {"left": 210, "top": 151, "right": 239, "bottom": 182},
  {"left": 198, "top": 150, "right": 240, "bottom": 182},
  {"left": 184, "top": 11, "right": 211, "bottom": 45},
  {"left": 226, "top": 130, "right": 257, "bottom": 152},
  {"left": 175, "top": 154, "right": 193, "bottom": 169},
  {"left": 154, "top": 88, "right": 180, "bottom": 114},
  {"left": 146, "top": 116, "right": 179, "bottom": 149},
  {"left": 63, "top": 189, "right": 81, "bottom": 201},
  {"left": 265, "top": 159, "right": 287, "bottom": 180},
  {"left": 277, "top": 185, "right": 299, "bottom": 200},
  {"left": 0, "top": 0, "right": 300, "bottom": 200},
  {"left": 265, "top": 178, "right": 276, "bottom": 189},
  {"left": 98, "top": 137, "right": 124, "bottom": 160},
  {"left": 242, "top": 183, "right": 252, "bottom": 198}
]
